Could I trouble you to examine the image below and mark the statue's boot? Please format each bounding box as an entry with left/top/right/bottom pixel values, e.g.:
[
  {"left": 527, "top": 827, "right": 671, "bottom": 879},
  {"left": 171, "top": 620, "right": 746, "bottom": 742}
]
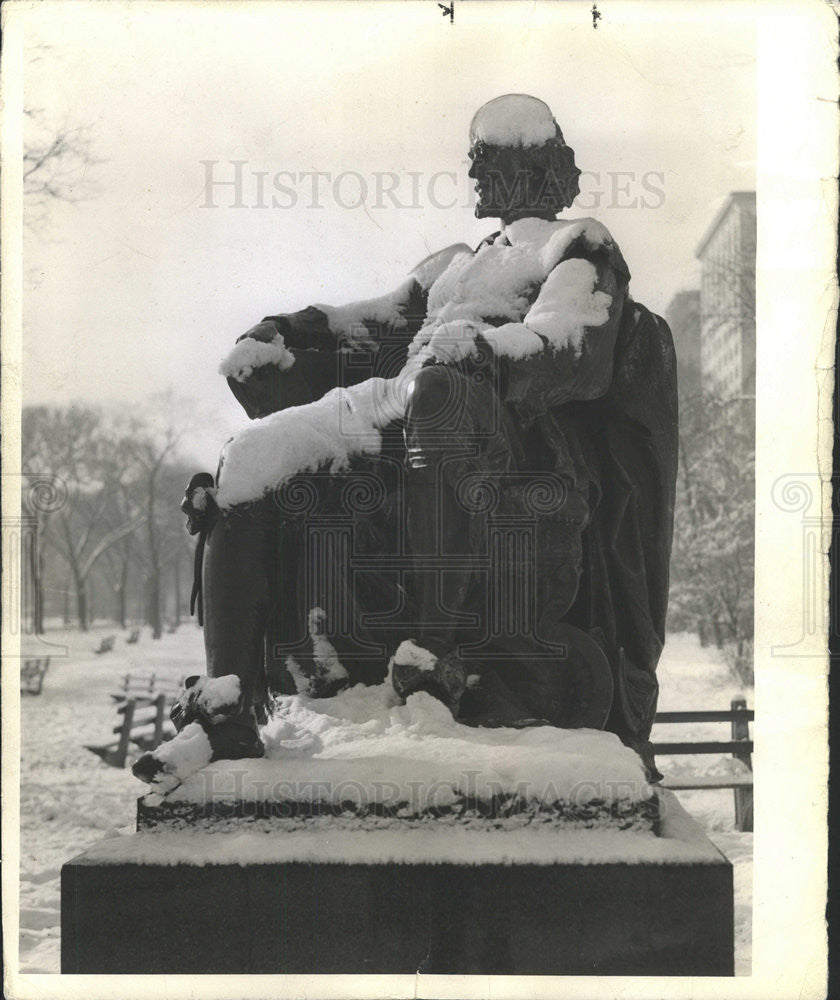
[
  {"left": 179, "top": 475, "right": 271, "bottom": 717},
  {"left": 390, "top": 640, "right": 467, "bottom": 714},
  {"left": 190, "top": 500, "right": 272, "bottom": 755},
  {"left": 131, "top": 481, "right": 269, "bottom": 787},
  {"left": 131, "top": 673, "right": 264, "bottom": 791},
  {"left": 458, "top": 670, "right": 548, "bottom": 729}
]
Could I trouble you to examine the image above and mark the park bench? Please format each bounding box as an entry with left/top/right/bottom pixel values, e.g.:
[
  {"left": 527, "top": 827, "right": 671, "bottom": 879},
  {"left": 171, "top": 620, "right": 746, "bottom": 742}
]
[
  {"left": 653, "top": 697, "right": 753, "bottom": 832},
  {"left": 20, "top": 657, "right": 51, "bottom": 695},
  {"left": 93, "top": 635, "right": 116, "bottom": 655},
  {"left": 126, "top": 628, "right": 141, "bottom": 644},
  {"left": 85, "top": 693, "right": 176, "bottom": 769},
  {"left": 110, "top": 671, "right": 183, "bottom": 704}
]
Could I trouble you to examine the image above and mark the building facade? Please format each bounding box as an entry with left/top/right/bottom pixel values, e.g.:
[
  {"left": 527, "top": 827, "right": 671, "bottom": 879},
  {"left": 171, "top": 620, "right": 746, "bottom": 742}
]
[
  {"left": 695, "top": 191, "right": 756, "bottom": 400},
  {"left": 665, "top": 288, "right": 701, "bottom": 407}
]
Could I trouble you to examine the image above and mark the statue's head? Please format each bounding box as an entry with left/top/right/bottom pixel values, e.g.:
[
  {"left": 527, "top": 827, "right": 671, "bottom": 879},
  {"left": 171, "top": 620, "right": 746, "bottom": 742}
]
[{"left": 467, "top": 94, "right": 581, "bottom": 224}]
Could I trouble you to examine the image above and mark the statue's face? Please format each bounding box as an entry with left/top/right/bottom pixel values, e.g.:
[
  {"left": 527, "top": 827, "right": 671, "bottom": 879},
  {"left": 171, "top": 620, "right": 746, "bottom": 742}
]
[
  {"left": 468, "top": 141, "right": 534, "bottom": 221},
  {"left": 469, "top": 140, "right": 566, "bottom": 224}
]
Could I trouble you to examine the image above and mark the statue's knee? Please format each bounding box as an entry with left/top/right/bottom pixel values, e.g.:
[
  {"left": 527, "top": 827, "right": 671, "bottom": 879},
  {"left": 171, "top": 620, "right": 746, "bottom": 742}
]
[
  {"left": 406, "top": 365, "right": 466, "bottom": 431},
  {"left": 405, "top": 366, "right": 472, "bottom": 472}
]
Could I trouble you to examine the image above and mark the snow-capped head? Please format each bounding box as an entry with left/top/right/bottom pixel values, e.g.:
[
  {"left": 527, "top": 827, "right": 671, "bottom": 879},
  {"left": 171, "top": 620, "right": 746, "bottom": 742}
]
[
  {"left": 469, "top": 94, "right": 559, "bottom": 148},
  {"left": 467, "top": 95, "right": 581, "bottom": 223}
]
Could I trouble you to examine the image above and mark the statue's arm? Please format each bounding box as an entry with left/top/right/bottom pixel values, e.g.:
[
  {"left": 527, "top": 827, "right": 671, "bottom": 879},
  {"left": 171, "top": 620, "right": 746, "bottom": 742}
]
[
  {"left": 221, "top": 286, "right": 418, "bottom": 419},
  {"left": 271, "top": 242, "right": 467, "bottom": 350},
  {"left": 223, "top": 245, "right": 468, "bottom": 420},
  {"left": 487, "top": 248, "right": 629, "bottom": 417}
]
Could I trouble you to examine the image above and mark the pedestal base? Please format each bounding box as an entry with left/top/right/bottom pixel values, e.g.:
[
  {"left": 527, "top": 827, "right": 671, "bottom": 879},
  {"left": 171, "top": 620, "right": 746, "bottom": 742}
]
[{"left": 61, "top": 792, "right": 733, "bottom": 975}]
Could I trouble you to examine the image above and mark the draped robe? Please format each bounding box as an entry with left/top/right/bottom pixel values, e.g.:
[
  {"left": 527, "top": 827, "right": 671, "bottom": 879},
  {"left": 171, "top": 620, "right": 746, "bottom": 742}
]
[{"left": 220, "top": 216, "right": 678, "bottom": 752}]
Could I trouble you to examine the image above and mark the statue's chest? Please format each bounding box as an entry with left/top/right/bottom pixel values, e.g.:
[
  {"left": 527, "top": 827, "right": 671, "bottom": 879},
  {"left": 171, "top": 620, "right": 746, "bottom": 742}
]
[{"left": 426, "top": 243, "right": 545, "bottom": 325}]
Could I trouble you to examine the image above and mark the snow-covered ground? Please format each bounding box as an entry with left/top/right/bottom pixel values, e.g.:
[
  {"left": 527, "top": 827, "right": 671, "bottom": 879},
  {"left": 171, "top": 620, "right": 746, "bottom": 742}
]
[
  {"left": 17, "top": 623, "right": 200, "bottom": 974},
  {"left": 652, "top": 632, "right": 754, "bottom": 975},
  {"left": 15, "top": 625, "right": 752, "bottom": 975}
]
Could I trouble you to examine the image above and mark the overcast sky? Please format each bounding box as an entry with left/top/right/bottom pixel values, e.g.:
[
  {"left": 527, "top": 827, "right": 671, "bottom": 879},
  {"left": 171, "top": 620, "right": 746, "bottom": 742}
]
[{"left": 20, "top": 1, "right": 755, "bottom": 467}]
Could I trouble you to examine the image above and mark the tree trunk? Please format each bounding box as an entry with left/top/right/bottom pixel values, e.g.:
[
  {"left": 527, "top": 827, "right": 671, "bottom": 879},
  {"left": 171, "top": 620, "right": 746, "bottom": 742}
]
[
  {"left": 75, "top": 574, "right": 88, "bottom": 631},
  {"left": 36, "top": 548, "right": 45, "bottom": 634},
  {"left": 147, "top": 469, "right": 163, "bottom": 640},
  {"left": 149, "top": 570, "right": 162, "bottom": 639},
  {"left": 28, "top": 525, "right": 44, "bottom": 634},
  {"left": 173, "top": 558, "right": 181, "bottom": 626},
  {"left": 115, "top": 555, "right": 129, "bottom": 628}
]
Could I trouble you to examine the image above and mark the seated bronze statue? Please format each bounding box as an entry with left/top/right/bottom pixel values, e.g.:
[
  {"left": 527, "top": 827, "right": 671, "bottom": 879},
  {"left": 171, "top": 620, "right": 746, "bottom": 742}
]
[{"left": 133, "top": 95, "right": 677, "bottom": 786}]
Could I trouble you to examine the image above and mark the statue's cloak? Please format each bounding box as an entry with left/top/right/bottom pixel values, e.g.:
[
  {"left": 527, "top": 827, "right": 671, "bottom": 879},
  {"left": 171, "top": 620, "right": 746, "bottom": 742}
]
[
  {"left": 559, "top": 299, "right": 678, "bottom": 745},
  {"left": 229, "top": 220, "right": 678, "bottom": 747}
]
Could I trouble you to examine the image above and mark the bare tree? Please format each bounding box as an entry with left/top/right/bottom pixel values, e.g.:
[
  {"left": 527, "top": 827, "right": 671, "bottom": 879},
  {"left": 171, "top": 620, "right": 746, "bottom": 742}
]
[
  {"left": 96, "top": 458, "right": 145, "bottom": 629},
  {"left": 23, "top": 392, "right": 202, "bottom": 635},
  {"left": 672, "top": 202, "right": 756, "bottom": 677},
  {"left": 24, "top": 115, "right": 99, "bottom": 213},
  {"left": 22, "top": 406, "right": 142, "bottom": 630},
  {"left": 120, "top": 392, "right": 197, "bottom": 639},
  {"left": 668, "top": 390, "right": 755, "bottom": 683},
  {"left": 100, "top": 536, "right": 135, "bottom": 629},
  {"left": 24, "top": 45, "right": 103, "bottom": 231}
]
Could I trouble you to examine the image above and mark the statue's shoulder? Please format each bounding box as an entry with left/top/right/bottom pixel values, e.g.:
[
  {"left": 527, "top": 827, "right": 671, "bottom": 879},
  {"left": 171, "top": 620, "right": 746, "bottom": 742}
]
[
  {"left": 410, "top": 243, "right": 473, "bottom": 290},
  {"left": 499, "top": 216, "right": 629, "bottom": 280},
  {"left": 545, "top": 217, "right": 630, "bottom": 282}
]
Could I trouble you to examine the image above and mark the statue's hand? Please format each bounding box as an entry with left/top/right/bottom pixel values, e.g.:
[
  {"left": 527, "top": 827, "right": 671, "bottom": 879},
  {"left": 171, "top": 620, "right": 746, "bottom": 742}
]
[
  {"left": 227, "top": 345, "right": 339, "bottom": 419},
  {"left": 227, "top": 310, "right": 340, "bottom": 418},
  {"left": 180, "top": 473, "right": 216, "bottom": 535},
  {"left": 236, "top": 318, "right": 291, "bottom": 345}
]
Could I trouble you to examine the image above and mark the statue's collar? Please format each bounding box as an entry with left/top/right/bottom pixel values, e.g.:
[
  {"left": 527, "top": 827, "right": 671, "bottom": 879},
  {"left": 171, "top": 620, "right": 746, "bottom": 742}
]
[
  {"left": 474, "top": 230, "right": 502, "bottom": 252},
  {"left": 474, "top": 217, "right": 568, "bottom": 253},
  {"left": 501, "top": 216, "right": 564, "bottom": 246}
]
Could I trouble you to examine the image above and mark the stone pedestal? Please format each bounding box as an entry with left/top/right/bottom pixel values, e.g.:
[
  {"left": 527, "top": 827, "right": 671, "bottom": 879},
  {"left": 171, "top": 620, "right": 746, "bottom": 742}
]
[{"left": 61, "top": 791, "right": 733, "bottom": 975}]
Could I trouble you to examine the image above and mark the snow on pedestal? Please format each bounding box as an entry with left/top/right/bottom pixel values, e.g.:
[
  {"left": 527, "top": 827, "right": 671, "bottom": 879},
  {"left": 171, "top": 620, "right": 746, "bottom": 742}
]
[
  {"left": 136, "top": 682, "right": 660, "bottom": 837},
  {"left": 88, "top": 792, "right": 722, "bottom": 869}
]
